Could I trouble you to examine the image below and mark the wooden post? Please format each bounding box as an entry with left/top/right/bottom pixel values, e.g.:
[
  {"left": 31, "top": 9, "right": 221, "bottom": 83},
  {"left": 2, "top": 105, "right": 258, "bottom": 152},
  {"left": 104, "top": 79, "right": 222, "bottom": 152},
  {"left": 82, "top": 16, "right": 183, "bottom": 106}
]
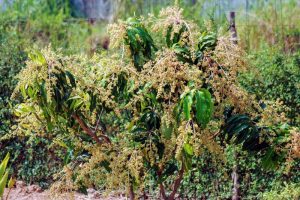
[
  {"left": 229, "top": 11, "right": 238, "bottom": 44},
  {"left": 232, "top": 163, "right": 240, "bottom": 200},
  {"left": 230, "top": 12, "right": 240, "bottom": 196},
  {"left": 245, "top": 0, "right": 250, "bottom": 50}
]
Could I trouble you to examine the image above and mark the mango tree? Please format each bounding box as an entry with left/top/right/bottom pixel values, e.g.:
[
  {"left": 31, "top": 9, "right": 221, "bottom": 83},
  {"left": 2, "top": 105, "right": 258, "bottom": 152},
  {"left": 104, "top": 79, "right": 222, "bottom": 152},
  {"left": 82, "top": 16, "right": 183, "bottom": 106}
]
[{"left": 12, "top": 6, "right": 298, "bottom": 199}]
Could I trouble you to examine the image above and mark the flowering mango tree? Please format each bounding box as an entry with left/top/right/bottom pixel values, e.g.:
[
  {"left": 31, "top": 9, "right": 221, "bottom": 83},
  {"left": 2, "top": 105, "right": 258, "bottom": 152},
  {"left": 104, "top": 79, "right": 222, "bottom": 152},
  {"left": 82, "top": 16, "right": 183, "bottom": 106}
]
[{"left": 12, "top": 6, "right": 299, "bottom": 199}]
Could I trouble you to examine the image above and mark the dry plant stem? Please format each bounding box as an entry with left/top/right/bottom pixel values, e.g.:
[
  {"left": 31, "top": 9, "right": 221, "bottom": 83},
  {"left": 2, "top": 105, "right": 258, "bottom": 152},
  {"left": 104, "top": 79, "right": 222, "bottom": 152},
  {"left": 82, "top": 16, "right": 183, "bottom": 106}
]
[
  {"left": 72, "top": 114, "right": 111, "bottom": 144},
  {"left": 168, "top": 166, "right": 184, "bottom": 200}
]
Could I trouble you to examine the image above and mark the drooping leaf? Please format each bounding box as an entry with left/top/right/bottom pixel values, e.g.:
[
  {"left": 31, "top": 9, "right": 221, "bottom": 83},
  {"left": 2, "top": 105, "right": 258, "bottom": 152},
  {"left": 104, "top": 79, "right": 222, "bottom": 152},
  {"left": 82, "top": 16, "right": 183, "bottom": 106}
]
[
  {"left": 39, "top": 81, "right": 47, "bottom": 103},
  {"left": 89, "top": 92, "right": 97, "bottom": 112},
  {"left": 183, "top": 143, "right": 193, "bottom": 156},
  {"left": 182, "top": 150, "right": 192, "bottom": 171},
  {"left": 161, "top": 121, "right": 174, "bottom": 140},
  {"left": 198, "top": 32, "right": 217, "bottom": 52},
  {"left": 195, "top": 89, "right": 213, "bottom": 127},
  {"left": 20, "top": 85, "right": 27, "bottom": 99},
  {"left": 262, "top": 147, "right": 281, "bottom": 170},
  {"left": 124, "top": 18, "right": 156, "bottom": 71},
  {"left": 183, "top": 94, "right": 193, "bottom": 120},
  {"left": 166, "top": 26, "right": 173, "bottom": 47},
  {"left": 28, "top": 50, "right": 47, "bottom": 66},
  {"left": 221, "top": 114, "right": 271, "bottom": 155},
  {"left": 172, "top": 43, "right": 193, "bottom": 64},
  {"left": 65, "top": 71, "right": 76, "bottom": 88}
]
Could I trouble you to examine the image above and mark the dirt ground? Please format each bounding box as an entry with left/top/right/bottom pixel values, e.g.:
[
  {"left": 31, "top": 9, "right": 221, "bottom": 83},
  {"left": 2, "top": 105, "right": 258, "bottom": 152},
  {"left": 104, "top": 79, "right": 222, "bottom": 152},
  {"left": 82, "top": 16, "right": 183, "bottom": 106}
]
[{"left": 3, "top": 181, "right": 127, "bottom": 200}]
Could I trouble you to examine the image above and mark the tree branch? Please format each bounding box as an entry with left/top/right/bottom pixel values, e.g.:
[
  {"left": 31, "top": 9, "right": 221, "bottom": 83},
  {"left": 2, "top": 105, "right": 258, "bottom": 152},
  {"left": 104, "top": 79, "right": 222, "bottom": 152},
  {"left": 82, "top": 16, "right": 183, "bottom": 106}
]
[
  {"left": 160, "top": 182, "right": 167, "bottom": 200},
  {"left": 209, "top": 130, "right": 220, "bottom": 139},
  {"left": 157, "top": 169, "right": 167, "bottom": 200},
  {"left": 128, "top": 183, "right": 135, "bottom": 200},
  {"left": 72, "top": 113, "right": 111, "bottom": 144},
  {"left": 168, "top": 165, "right": 184, "bottom": 200}
]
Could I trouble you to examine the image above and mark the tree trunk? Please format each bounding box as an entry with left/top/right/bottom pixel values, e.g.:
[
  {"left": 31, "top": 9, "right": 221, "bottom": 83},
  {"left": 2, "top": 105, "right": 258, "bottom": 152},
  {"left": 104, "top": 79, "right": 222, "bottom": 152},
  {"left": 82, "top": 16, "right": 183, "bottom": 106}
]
[
  {"left": 129, "top": 183, "right": 135, "bottom": 200},
  {"left": 157, "top": 169, "right": 167, "bottom": 199},
  {"left": 168, "top": 166, "right": 184, "bottom": 200}
]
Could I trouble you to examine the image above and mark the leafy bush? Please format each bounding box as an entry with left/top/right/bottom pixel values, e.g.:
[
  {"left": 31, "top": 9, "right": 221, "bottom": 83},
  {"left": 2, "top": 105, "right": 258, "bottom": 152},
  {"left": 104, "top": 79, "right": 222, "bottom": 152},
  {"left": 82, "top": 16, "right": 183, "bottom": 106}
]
[
  {"left": 261, "top": 183, "right": 300, "bottom": 200},
  {"left": 179, "top": 146, "right": 300, "bottom": 199},
  {"left": 0, "top": 30, "right": 27, "bottom": 135},
  {"left": 240, "top": 48, "right": 300, "bottom": 125}
]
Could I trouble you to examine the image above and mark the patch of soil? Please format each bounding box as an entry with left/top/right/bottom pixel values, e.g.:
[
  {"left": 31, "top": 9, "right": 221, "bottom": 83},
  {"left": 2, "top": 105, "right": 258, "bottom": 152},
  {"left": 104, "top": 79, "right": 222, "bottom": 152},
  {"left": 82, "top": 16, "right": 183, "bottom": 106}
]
[{"left": 3, "top": 181, "right": 126, "bottom": 200}]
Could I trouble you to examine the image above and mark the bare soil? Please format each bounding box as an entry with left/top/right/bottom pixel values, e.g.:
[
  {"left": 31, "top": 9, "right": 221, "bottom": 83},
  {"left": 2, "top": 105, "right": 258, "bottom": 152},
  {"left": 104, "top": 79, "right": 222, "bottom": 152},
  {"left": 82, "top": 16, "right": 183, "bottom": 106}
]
[{"left": 3, "top": 181, "right": 126, "bottom": 200}]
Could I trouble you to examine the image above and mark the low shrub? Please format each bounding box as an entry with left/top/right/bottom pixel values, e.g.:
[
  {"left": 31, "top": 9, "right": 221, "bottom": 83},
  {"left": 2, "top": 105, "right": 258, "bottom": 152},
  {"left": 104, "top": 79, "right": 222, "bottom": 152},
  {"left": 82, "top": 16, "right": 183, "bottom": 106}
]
[{"left": 240, "top": 48, "right": 300, "bottom": 125}]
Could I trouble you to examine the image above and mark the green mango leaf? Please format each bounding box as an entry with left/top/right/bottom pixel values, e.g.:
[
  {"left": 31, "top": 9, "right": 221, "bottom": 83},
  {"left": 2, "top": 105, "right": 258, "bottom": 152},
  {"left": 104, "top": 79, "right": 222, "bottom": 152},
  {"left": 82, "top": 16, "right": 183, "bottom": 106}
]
[
  {"left": 39, "top": 81, "right": 47, "bottom": 102},
  {"left": 27, "top": 86, "right": 36, "bottom": 98},
  {"left": 195, "top": 89, "right": 213, "bottom": 127},
  {"left": 14, "top": 104, "right": 35, "bottom": 115},
  {"left": 262, "top": 148, "right": 279, "bottom": 170},
  {"left": 68, "top": 95, "right": 82, "bottom": 101},
  {"left": 89, "top": 93, "right": 97, "bottom": 112},
  {"left": 183, "top": 143, "right": 193, "bottom": 156},
  {"left": 221, "top": 114, "right": 270, "bottom": 153},
  {"left": 183, "top": 94, "right": 193, "bottom": 120},
  {"left": 125, "top": 19, "right": 156, "bottom": 71},
  {"left": 166, "top": 26, "right": 172, "bottom": 47},
  {"left": 198, "top": 32, "right": 217, "bottom": 52},
  {"left": 173, "top": 103, "right": 182, "bottom": 123},
  {"left": 161, "top": 121, "right": 174, "bottom": 140},
  {"left": 20, "top": 85, "right": 27, "bottom": 98},
  {"left": 65, "top": 71, "right": 76, "bottom": 88},
  {"left": 28, "top": 50, "right": 47, "bottom": 66},
  {"left": 73, "top": 99, "right": 84, "bottom": 110},
  {"left": 47, "top": 121, "right": 54, "bottom": 131},
  {"left": 182, "top": 151, "right": 192, "bottom": 171}
]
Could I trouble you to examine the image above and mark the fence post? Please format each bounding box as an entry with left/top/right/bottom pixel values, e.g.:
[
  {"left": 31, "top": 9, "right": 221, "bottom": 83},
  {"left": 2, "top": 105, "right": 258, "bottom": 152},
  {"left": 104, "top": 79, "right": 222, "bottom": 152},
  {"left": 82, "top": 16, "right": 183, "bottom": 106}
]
[
  {"left": 229, "top": 9, "right": 240, "bottom": 200},
  {"left": 229, "top": 11, "right": 238, "bottom": 44}
]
